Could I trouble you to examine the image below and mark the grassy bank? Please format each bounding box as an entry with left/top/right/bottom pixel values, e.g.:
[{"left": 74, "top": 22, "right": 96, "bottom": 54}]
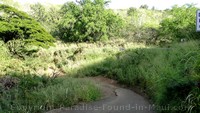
[
  {"left": 0, "top": 39, "right": 146, "bottom": 76},
  {"left": 0, "top": 74, "right": 100, "bottom": 113}
]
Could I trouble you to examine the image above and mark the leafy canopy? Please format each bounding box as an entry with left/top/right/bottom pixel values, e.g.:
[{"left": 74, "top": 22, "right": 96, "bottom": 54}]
[
  {"left": 0, "top": 4, "right": 55, "bottom": 48},
  {"left": 56, "top": 0, "right": 124, "bottom": 42}
]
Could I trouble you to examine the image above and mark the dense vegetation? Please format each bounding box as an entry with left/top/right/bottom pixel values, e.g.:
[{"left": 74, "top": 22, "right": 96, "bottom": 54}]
[
  {"left": 55, "top": 0, "right": 124, "bottom": 42},
  {"left": 74, "top": 41, "right": 200, "bottom": 112},
  {"left": 0, "top": 74, "right": 100, "bottom": 113},
  {"left": 159, "top": 5, "right": 200, "bottom": 43},
  {"left": 0, "top": 0, "right": 200, "bottom": 113},
  {"left": 29, "top": 3, "right": 60, "bottom": 33},
  {"left": 0, "top": 4, "right": 55, "bottom": 48}
]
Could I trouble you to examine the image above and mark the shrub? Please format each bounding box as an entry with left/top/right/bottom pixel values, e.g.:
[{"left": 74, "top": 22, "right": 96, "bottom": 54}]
[
  {"left": 56, "top": 0, "right": 124, "bottom": 42},
  {"left": 0, "top": 4, "right": 55, "bottom": 48},
  {"left": 6, "top": 39, "right": 40, "bottom": 58},
  {"left": 0, "top": 40, "right": 10, "bottom": 61},
  {"left": 158, "top": 4, "right": 200, "bottom": 43}
]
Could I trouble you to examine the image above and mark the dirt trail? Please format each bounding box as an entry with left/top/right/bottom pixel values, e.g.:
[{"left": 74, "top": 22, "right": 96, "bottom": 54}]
[{"left": 47, "top": 76, "right": 155, "bottom": 113}]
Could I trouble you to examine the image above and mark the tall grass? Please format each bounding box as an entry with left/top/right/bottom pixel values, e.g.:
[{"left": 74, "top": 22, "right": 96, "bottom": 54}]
[
  {"left": 1, "top": 38, "right": 199, "bottom": 112},
  {"left": 73, "top": 41, "right": 200, "bottom": 113},
  {"left": 0, "top": 39, "right": 145, "bottom": 112},
  {"left": 0, "top": 74, "right": 100, "bottom": 113},
  {"left": 0, "top": 39, "right": 146, "bottom": 76}
]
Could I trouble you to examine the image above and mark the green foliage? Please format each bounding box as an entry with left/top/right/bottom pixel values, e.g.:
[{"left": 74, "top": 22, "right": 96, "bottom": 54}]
[
  {"left": 6, "top": 39, "right": 40, "bottom": 58},
  {"left": 30, "top": 3, "right": 47, "bottom": 23},
  {"left": 56, "top": 0, "right": 124, "bottom": 42},
  {"left": 0, "top": 0, "right": 20, "bottom": 8},
  {"left": 158, "top": 4, "right": 200, "bottom": 43},
  {"left": 122, "top": 8, "right": 164, "bottom": 44},
  {"left": 140, "top": 4, "right": 149, "bottom": 9},
  {"left": 29, "top": 3, "right": 61, "bottom": 33},
  {"left": 0, "top": 4, "right": 55, "bottom": 48},
  {"left": 185, "top": 87, "right": 200, "bottom": 113},
  {"left": 127, "top": 7, "right": 137, "bottom": 16},
  {"left": 0, "top": 74, "right": 100, "bottom": 113},
  {"left": 121, "top": 25, "right": 158, "bottom": 44},
  {"left": 74, "top": 41, "right": 200, "bottom": 113},
  {"left": 1, "top": 2, "right": 200, "bottom": 112}
]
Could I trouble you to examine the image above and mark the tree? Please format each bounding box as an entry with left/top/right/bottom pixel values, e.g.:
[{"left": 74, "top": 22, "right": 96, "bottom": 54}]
[
  {"left": 0, "top": 4, "right": 55, "bottom": 48},
  {"left": 0, "top": 0, "right": 20, "bottom": 8},
  {"left": 30, "top": 3, "right": 47, "bottom": 23},
  {"left": 127, "top": 7, "right": 137, "bottom": 16},
  {"left": 140, "top": 4, "right": 148, "bottom": 9},
  {"left": 158, "top": 4, "right": 200, "bottom": 42},
  {"left": 151, "top": 6, "right": 155, "bottom": 10},
  {"left": 56, "top": 0, "right": 124, "bottom": 42},
  {"left": 29, "top": 3, "right": 61, "bottom": 33}
]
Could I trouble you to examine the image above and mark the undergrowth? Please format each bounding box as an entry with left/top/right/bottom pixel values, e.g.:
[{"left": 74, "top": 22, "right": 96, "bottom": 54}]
[{"left": 0, "top": 74, "right": 100, "bottom": 113}]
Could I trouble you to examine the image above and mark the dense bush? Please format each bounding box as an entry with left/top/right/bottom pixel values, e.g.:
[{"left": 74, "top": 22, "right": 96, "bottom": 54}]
[
  {"left": 56, "top": 0, "right": 124, "bottom": 42},
  {"left": 125, "top": 5, "right": 200, "bottom": 45},
  {"left": 158, "top": 4, "right": 200, "bottom": 43},
  {"left": 0, "top": 4, "right": 55, "bottom": 48}
]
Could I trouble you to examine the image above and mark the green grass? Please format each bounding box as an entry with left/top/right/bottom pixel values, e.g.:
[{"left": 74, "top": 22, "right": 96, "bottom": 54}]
[
  {"left": 1, "top": 39, "right": 200, "bottom": 113},
  {"left": 0, "top": 39, "right": 146, "bottom": 76},
  {"left": 73, "top": 41, "right": 200, "bottom": 113},
  {"left": 0, "top": 74, "right": 100, "bottom": 113},
  {"left": 0, "top": 39, "right": 145, "bottom": 112},
  {"left": 1, "top": 4, "right": 200, "bottom": 113}
]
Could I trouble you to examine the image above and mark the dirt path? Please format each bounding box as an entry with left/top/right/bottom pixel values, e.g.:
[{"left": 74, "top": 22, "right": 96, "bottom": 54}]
[{"left": 47, "top": 76, "right": 155, "bottom": 113}]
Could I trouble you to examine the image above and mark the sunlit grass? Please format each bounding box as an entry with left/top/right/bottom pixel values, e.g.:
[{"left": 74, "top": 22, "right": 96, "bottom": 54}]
[{"left": 0, "top": 39, "right": 147, "bottom": 76}]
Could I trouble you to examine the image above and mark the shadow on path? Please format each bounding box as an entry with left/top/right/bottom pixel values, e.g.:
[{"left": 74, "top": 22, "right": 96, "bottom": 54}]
[{"left": 47, "top": 76, "right": 155, "bottom": 113}]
